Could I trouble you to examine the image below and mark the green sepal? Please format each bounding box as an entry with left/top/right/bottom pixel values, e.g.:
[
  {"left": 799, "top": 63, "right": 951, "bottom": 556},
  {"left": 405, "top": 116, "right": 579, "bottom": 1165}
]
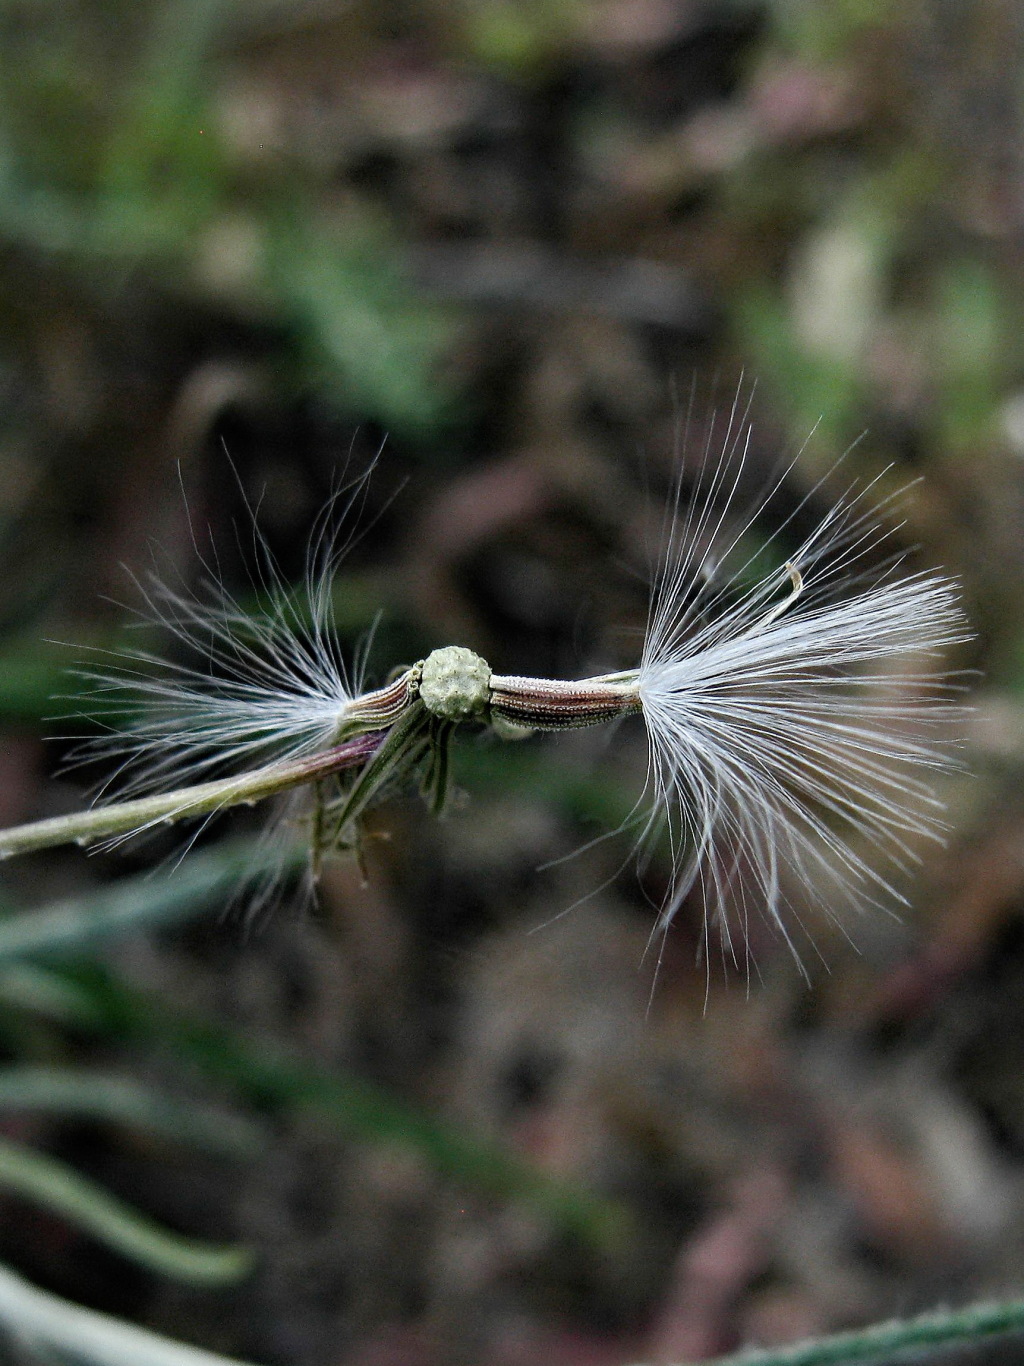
[
  {"left": 321, "top": 701, "right": 433, "bottom": 850},
  {"left": 420, "top": 719, "right": 456, "bottom": 816}
]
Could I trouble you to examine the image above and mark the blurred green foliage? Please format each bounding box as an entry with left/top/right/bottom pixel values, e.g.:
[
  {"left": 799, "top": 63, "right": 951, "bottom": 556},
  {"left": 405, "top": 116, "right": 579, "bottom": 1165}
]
[
  {"left": 0, "top": 0, "right": 456, "bottom": 433},
  {"left": 0, "top": 839, "right": 622, "bottom": 1292},
  {"left": 0, "top": 0, "right": 1022, "bottom": 1360}
]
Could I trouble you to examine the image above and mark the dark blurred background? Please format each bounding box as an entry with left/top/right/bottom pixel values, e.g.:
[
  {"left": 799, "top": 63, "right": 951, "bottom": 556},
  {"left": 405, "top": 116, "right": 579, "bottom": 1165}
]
[{"left": 0, "top": 2, "right": 1021, "bottom": 1363}]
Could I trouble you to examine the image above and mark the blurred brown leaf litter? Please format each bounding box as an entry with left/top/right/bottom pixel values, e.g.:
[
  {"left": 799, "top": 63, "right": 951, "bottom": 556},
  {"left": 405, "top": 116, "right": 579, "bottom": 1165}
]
[{"left": 1, "top": 1, "right": 1024, "bottom": 1363}]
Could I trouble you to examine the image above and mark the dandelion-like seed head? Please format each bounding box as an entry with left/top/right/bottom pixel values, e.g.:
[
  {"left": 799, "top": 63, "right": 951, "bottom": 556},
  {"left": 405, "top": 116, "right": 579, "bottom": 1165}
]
[{"left": 36, "top": 403, "right": 969, "bottom": 972}]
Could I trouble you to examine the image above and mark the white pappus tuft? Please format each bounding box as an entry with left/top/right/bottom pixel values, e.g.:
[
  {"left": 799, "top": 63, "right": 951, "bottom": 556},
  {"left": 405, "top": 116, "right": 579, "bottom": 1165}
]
[
  {"left": 632, "top": 396, "right": 970, "bottom": 967},
  {"left": 70, "top": 463, "right": 378, "bottom": 814}
]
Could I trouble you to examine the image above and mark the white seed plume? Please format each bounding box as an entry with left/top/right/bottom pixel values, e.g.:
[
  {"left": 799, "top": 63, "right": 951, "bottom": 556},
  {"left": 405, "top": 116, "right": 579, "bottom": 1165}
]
[
  {"left": 72, "top": 468, "right": 374, "bottom": 806},
  {"left": 633, "top": 401, "right": 969, "bottom": 965}
]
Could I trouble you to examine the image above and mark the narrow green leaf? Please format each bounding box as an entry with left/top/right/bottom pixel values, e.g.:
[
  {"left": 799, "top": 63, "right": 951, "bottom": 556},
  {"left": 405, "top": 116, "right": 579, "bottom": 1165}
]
[
  {"left": 61, "top": 965, "right": 629, "bottom": 1255},
  {"left": 687, "top": 1297, "right": 1024, "bottom": 1366},
  {"left": 0, "top": 1137, "right": 252, "bottom": 1285},
  {"left": 0, "top": 1067, "right": 261, "bottom": 1159},
  {"left": 0, "top": 1259, "right": 256, "bottom": 1366},
  {"left": 0, "top": 839, "right": 299, "bottom": 958}
]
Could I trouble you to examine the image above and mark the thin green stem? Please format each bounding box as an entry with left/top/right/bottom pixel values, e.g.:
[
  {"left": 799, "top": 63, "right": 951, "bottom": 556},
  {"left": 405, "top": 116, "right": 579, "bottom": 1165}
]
[
  {"left": 0, "top": 837, "right": 302, "bottom": 961},
  {"left": 0, "top": 731, "right": 385, "bottom": 859},
  {"left": 0, "top": 1136, "right": 252, "bottom": 1285},
  {"left": 321, "top": 700, "right": 433, "bottom": 839},
  {"left": 421, "top": 716, "right": 456, "bottom": 815},
  {"left": 0, "top": 1067, "right": 262, "bottom": 1158},
  {"left": 0, "top": 645, "right": 658, "bottom": 876},
  {"left": 0, "top": 1259, "right": 257, "bottom": 1366},
  {"left": 0, "top": 657, "right": 648, "bottom": 861},
  {"left": 685, "top": 1298, "right": 1024, "bottom": 1366}
]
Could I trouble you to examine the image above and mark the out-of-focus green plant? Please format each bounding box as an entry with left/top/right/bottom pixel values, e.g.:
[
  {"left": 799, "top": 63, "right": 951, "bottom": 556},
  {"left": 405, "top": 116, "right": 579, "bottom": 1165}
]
[
  {"left": 0, "top": 1258, "right": 258, "bottom": 1366},
  {"left": 725, "top": 2, "right": 1022, "bottom": 480},
  {"left": 0, "top": 0, "right": 456, "bottom": 433},
  {"left": 458, "top": 0, "right": 583, "bottom": 74},
  {"left": 0, "top": 1135, "right": 253, "bottom": 1284},
  {"left": 0, "top": 837, "right": 299, "bottom": 958},
  {"left": 0, "top": 1066, "right": 261, "bottom": 1157},
  {"left": 0, "top": 839, "right": 625, "bottom": 1277},
  {"left": 51, "top": 953, "right": 627, "bottom": 1252},
  {"left": 686, "top": 1298, "right": 1024, "bottom": 1366},
  {"left": 932, "top": 256, "right": 1007, "bottom": 456},
  {"left": 0, "top": 841, "right": 283, "bottom": 1283}
]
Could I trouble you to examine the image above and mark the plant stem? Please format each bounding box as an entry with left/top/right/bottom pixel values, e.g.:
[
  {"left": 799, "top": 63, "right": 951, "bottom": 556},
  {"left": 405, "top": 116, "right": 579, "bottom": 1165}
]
[
  {"left": 0, "top": 1067, "right": 262, "bottom": 1158},
  {"left": 0, "top": 837, "right": 301, "bottom": 960},
  {"left": 0, "top": 731, "right": 385, "bottom": 859},
  {"left": 0, "top": 1259, "right": 257, "bottom": 1366},
  {"left": 687, "top": 1298, "right": 1024, "bottom": 1366},
  {"left": 0, "top": 1136, "right": 252, "bottom": 1285},
  {"left": 0, "top": 661, "right": 647, "bottom": 860}
]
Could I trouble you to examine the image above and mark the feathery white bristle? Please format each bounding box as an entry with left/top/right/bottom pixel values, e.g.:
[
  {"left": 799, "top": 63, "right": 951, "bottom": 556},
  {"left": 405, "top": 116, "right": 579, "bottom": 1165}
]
[
  {"left": 72, "top": 464, "right": 374, "bottom": 804},
  {"left": 635, "top": 396, "right": 970, "bottom": 965}
]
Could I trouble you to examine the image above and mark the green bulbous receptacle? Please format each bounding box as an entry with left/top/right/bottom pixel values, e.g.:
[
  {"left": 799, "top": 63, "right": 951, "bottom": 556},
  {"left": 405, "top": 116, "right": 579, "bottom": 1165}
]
[{"left": 419, "top": 646, "right": 492, "bottom": 721}]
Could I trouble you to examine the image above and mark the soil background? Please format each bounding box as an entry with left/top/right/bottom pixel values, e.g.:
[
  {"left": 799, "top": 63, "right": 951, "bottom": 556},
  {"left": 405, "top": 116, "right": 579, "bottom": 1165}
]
[{"left": 0, "top": 4, "right": 1021, "bottom": 1364}]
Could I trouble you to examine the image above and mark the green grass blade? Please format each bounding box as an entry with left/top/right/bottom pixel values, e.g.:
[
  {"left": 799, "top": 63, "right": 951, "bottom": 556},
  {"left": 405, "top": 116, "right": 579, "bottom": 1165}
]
[
  {"left": 0, "top": 1067, "right": 261, "bottom": 1159},
  {"left": 0, "top": 839, "right": 299, "bottom": 959},
  {"left": 0, "top": 1259, "right": 256, "bottom": 1366},
  {"left": 63, "top": 966, "right": 628, "bottom": 1255},
  {"left": 0, "top": 1137, "right": 253, "bottom": 1286},
  {"left": 686, "top": 1297, "right": 1024, "bottom": 1366}
]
